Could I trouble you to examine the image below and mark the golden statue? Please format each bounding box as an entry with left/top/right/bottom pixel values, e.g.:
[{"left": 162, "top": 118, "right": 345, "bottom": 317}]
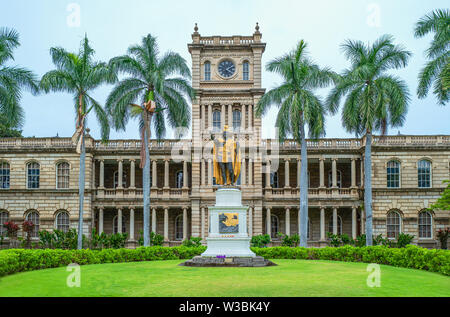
[{"left": 212, "top": 125, "right": 241, "bottom": 186}]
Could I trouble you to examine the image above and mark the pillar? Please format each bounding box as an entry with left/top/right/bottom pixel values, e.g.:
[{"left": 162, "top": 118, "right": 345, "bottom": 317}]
[
  {"left": 118, "top": 159, "right": 123, "bottom": 189},
  {"left": 130, "top": 159, "right": 136, "bottom": 188},
  {"left": 248, "top": 158, "right": 253, "bottom": 185},
  {"left": 360, "top": 209, "right": 365, "bottom": 234},
  {"left": 151, "top": 208, "right": 157, "bottom": 233},
  {"left": 183, "top": 208, "right": 188, "bottom": 240},
  {"left": 241, "top": 104, "right": 246, "bottom": 131},
  {"left": 228, "top": 104, "right": 233, "bottom": 127},
  {"left": 248, "top": 104, "right": 252, "bottom": 130},
  {"left": 360, "top": 158, "right": 364, "bottom": 187},
  {"left": 266, "top": 207, "right": 271, "bottom": 237},
  {"left": 201, "top": 207, "right": 205, "bottom": 240},
  {"left": 92, "top": 159, "right": 96, "bottom": 189},
  {"left": 352, "top": 207, "right": 357, "bottom": 239},
  {"left": 297, "top": 158, "right": 301, "bottom": 187},
  {"left": 319, "top": 157, "right": 325, "bottom": 188},
  {"left": 320, "top": 207, "right": 325, "bottom": 241},
  {"left": 201, "top": 159, "right": 205, "bottom": 186},
  {"left": 208, "top": 104, "right": 212, "bottom": 131},
  {"left": 164, "top": 208, "right": 169, "bottom": 241},
  {"left": 99, "top": 207, "right": 104, "bottom": 234},
  {"left": 241, "top": 157, "right": 246, "bottom": 185},
  {"left": 332, "top": 158, "right": 337, "bottom": 188},
  {"left": 351, "top": 158, "right": 356, "bottom": 188},
  {"left": 164, "top": 159, "right": 169, "bottom": 188},
  {"left": 248, "top": 206, "right": 253, "bottom": 236},
  {"left": 183, "top": 160, "right": 188, "bottom": 189},
  {"left": 152, "top": 160, "right": 157, "bottom": 188},
  {"left": 284, "top": 159, "right": 290, "bottom": 188},
  {"left": 118, "top": 208, "right": 123, "bottom": 233},
  {"left": 129, "top": 208, "right": 135, "bottom": 241},
  {"left": 333, "top": 207, "right": 338, "bottom": 235},
  {"left": 208, "top": 159, "right": 212, "bottom": 185},
  {"left": 221, "top": 104, "right": 226, "bottom": 129},
  {"left": 201, "top": 103, "right": 205, "bottom": 131},
  {"left": 99, "top": 159, "right": 104, "bottom": 188},
  {"left": 265, "top": 160, "right": 271, "bottom": 189},
  {"left": 285, "top": 208, "right": 290, "bottom": 236}
]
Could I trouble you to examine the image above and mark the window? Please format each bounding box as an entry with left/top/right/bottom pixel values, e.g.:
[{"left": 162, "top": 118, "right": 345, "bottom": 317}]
[
  {"left": 270, "top": 172, "right": 279, "bottom": 188},
  {"left": 0, "top": 161, "right": 10, "bottom": 189},
  {"left": 25, "top": 211, "right": 39, "bottom": 238},
  {"left": 212, "top": 110, "right": 221, "bottom": 131},
  {"left": 204, "top": 62, "right": 211, "bottom": 81},
  {"left": 418, "top": 211, "right": 432, "bottom": 239},
  {"left": 113, "top": 171, "right": 127, "bottom": 188},
  {"left": 27, "top": 162, "right": 40, "bottom": 189},
  {"left": 387, "top": 210, "right": 401, "bottom": 238},
  {"left": 176, "top": 171, "right": 183, "bottom": 188},
  {"left": 175, "top": 215, "right": 183, "bottom": 240},
  {"left": 418, "top": 160, "right": 431, "bottom": 188},
  {"left": 270, "top": 215, "right": 279, "bottom": 239},
  {"left": 328, "top": 170, "right": 342, "bottom": 188},
  {"left": 56, "top": 162, "right": 70, "bottom": 189},
  {"left": 55, "top": 211, "right": 70, "bottom": 233},
  {"left": 0, "top": 210, "right": 9, "bottom": 236},
  {"left": 113, "top": 216, "right": 126, "bottom": 234},
  {"left": 328, "top": 215, "right": 342, "bottom": 235},
  {"left": 232, "top": 110, "right": 241, "bottom": 131},
  {"left": 387, "top": 160, "right": 400, "bottom": 188},
  {"left": 243, "top": 61, "right": 249, "bottom": 80}
]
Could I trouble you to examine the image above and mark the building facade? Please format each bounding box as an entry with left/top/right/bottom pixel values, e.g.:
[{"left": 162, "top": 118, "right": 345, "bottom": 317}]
[{"left": 0, "top": 26, "right": 449, "bottom": 248}]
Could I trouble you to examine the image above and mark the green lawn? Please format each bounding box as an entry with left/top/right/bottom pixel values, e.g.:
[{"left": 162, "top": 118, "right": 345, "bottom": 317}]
[{"left": 0, "top": 259, "right": 449, "bottom": 297}]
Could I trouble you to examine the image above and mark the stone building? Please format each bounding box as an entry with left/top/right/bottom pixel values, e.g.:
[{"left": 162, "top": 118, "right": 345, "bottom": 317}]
[{"left": 0, "top": 25, "right": 449, "bottom": 248}]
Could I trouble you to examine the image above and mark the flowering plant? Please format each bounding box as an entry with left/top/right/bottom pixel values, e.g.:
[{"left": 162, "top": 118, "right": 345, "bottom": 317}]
[
  {"left": 22, "top": 221, "right": 35, "bottom": 234},
  {"left": 3, "top": 221, "right": 19, "bottom": 238},
  {"left": 437, "top": 227, "right": 449, "bottom": 250}
]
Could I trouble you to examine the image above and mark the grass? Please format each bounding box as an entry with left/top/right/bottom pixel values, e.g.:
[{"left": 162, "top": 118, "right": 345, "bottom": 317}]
[{"left": 0, "top": 259, "right": 449, "bottom": 297}]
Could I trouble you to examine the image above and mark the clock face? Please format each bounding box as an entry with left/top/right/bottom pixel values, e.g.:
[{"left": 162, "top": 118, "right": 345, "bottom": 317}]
[{"left": 218, "top": 60, "right": 236, "bottom": 78}]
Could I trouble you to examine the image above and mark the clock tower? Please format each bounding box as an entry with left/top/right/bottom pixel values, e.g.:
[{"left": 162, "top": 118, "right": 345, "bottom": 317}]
[{"left": 188, "top": 24, "right": 266, "bottom": 237}]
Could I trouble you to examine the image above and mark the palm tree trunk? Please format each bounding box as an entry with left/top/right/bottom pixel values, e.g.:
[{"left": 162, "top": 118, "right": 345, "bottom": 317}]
[
  {"left": 364, "top": 131, "right": 373, "bottom": 246},
  {"left": 299, "top": 122, "right": 308, "bottom": 247},
  {"left": 77, "top": 130, "right": 85, "bottom": 250},
  {"left": 143, "top": 125, "right": 151, "bottom": 246}
]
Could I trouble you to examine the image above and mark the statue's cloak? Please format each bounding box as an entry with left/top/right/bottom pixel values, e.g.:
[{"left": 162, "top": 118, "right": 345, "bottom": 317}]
[{"left": 213, "top": 137, "right": 241, "bottom": 185}]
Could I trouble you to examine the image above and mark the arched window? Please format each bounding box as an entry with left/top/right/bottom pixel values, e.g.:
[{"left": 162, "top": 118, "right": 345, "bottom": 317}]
[
  {"left": 175, "top": 215, "right": 183, "bottom": 240},
  {"left": 0, "top": 210, "right": 9, "bottom": 236},
  {"left": 25, "top": 210, "right": 39, "bottom": 238},
  {"left": 176, "top": 171, "right": 183, "bottom": 188},
  {"left": 55, "top": 211, "right": 70, "bottom": 233},
  {"left": 418, "top": 160, "right": 431, "bottom": 188},
  {"left": 212, "top": 110, "right": 221, "bottom": 131},
  {"left": 204, "top": 62, "right": 211, "bottom": 81},
  {"left": 0, "top": 161, "right": 10, "bottom": 189},
  {"left": 232, "top": 110, "right": 241, "bottom": 131},
  {"left": 328, "top": 170, "right": 342, "bottom": 188},
  {"left": 387, "top": 160, "right": 400, "bottom": 188},
  {"left": 270, "top": 172, "right": 279, "bottom": 188},
  {"left": 270, "top": 215, "right": 279, "bottom": 238},
  {"left": 27, "top": 162, "right": 40, "bottom": 189},
  {"left": 328, "top": 215, "right": 342, "bottom": 235},
  {"left": 113, "top": 171, "right": 127, "bottom": 188},
  {"left": 56, "top": 162, "right": 70, "bottom": 189},
  {"left": 387, "top": 210, "right": 401, "bottom": 238},
  {"left": 243, "top": 61, "right": 250, "bottom": 80},
  {"left": 113, "top": 215, "right": 126, "bottom": 234},
  {"left": 418, "top": 211, "right": 432, "bottom": 239}
]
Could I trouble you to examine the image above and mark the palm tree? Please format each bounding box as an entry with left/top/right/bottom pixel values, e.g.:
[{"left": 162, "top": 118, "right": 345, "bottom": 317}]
[
  {"left": 40, "top": 35, "right": 116, "bottom": 249},
  {"left": 414, "top": 9, "right": 449, "bottom": 105},
  {"left": 106, "top": 34, "right": 194, "bottom": 246},
  {"left": 255, "top": 40, "right": 336, "bottom": 247},
  {"left": 326, "top": 35, "right": 411, "bottom": 246},
  {"left": 0, "top": 27, "right": 39, "bottom": 128}
]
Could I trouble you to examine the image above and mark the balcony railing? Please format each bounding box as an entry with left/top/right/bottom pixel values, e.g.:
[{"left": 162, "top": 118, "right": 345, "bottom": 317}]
[
  {"left": 94, "top": 187, "right": 189, "bottom": 199},
  {"left": 265, "top": 187, "right": 359, "bottom": 199}
]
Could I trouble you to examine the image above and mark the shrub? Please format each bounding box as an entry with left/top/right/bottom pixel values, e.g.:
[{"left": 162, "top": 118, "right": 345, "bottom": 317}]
[
  {"left": 3, "top": 222, "right": 19, "bottom": 238},
  {"left": 137, "top": 231, "right": 164, "bottom": 247},
  {"left": 250, "top": 234, "right": 271, "bottom": 248},
  {"left": 396, "top": 233, "right": 415, "bottom": 248},
  {"left": 327, "top": 232, "right": 341, "bottom": 247},
  {"left": 278, "top": 233, "right": 300, "bottom": 247},
  {"left": 437, "top": 228, "right": 449, "bottom": 250},
  {"left": 182, "top": 237, "right": 202, "bottom": 247}
]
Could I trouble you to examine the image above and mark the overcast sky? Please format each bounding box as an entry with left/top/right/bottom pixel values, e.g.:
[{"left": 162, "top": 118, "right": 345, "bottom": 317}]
[{"left": 1, "top": 0, "right": 449, "bottom": 140}]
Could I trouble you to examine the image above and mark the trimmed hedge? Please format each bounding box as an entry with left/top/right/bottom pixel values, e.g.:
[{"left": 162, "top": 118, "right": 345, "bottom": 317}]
[{"left": 0, "top": 245, "right": 449, "bottom": 277}]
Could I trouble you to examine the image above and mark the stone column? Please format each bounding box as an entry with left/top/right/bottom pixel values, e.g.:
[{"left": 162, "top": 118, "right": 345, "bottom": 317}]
[
  {"left": 333, "top": 207, "right": 338, "bottom": 235},
  {"left": 129, "top": 208, "right": 135, "bottom": 241},
  {"left": 99, "top": 207, "right": 104, "bottom": 234},
  {"left": 208, "top": 104, "right": 212, "bottom": 131},
  {"left": 352, "top": 207, "right": 357, "bottom": 239},
  {"left": 265, "top": 160, "right": 271, "bottom": 189},
  {"left": 164, "top": 159, "right": 169, "bottom": 188},
  {"left": 351, "top": 158, "right": 356, "bottom": 188},
  {"left": 152, "top": 160, "right": 157, "bottom": 188},
  {"left": 320, "top": 207, "right": 325, "bottom": 241},
  {"left": 248, "top": 104, "right": 253, "bottom": 130},
  {"left": 118, "top": 208, "right": 123, "bottom": 233},
  {"left": 285, "top": 208, "right": 290, "bottom": 236},
  {"left": 221, "top": 104, "right": 226, "bottom": 129},
  {"left": 248, "top": 206, "right": 253, "bottom": 236},
  {"left": 297, "top": 158, "right": 301, "bottom": 187},
  {"left": 201, "top": 159, "right": 205, "bottom": 186},
  {"left": 118, "top": 159, "right": 123, "bottom": 189},
  {"left": 201, "top": 207, "right": 205, "bottom": 240},
  {"left": 360, "top": 158, "right": 364, "bottom": 187},
  {"left": 164, "top": 208, "right": 169, "bottom": 241},
  {"left": 183, "top": 160, "right": 188, "bottom": 189},
  {"left": 266, "top": 207, "right": 271, "bottom": 237},
  {"left": 319, "top": 157, "right": 325, "bottom": 188},
  {"left": 332, "top": 158, "right": 337, "bottom": 188},
  {"left": 284, "top": 159, "right": 290, "bottom": 188},
  {"left": 183, "top": 208, "right": 188, "bottom": 240},
  {"left": 360, "top": 209, "right": 365, "bottom": 234},
  {"left": 151, "top": 208, "right": 157, "bottom": 233},
  {"left": 248, "top": 158, "right": 253, "bottom": 185},
  {"left": 241, "top": 104, "right": 246, "bottom": 131},
  {"left": 92, "top": 159, "right": 96, "bottom": 189},
  {"left": 208, "top": 159, "right": 213, "bottom": 186},
  {"left": 130, "top": 159, "right": 136, "bottom": 188},
  {"left": 99, "top": 159, "right": 105, "bottom": 188},
  {"left": 228, "top": 104, "right": 233, "bottom": 127},
  {"left": 241, "top": 157, "right": 246, "bottom": 186},
  {"left": 201, "top": 103, "right": 205, "bottom": 131}
]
